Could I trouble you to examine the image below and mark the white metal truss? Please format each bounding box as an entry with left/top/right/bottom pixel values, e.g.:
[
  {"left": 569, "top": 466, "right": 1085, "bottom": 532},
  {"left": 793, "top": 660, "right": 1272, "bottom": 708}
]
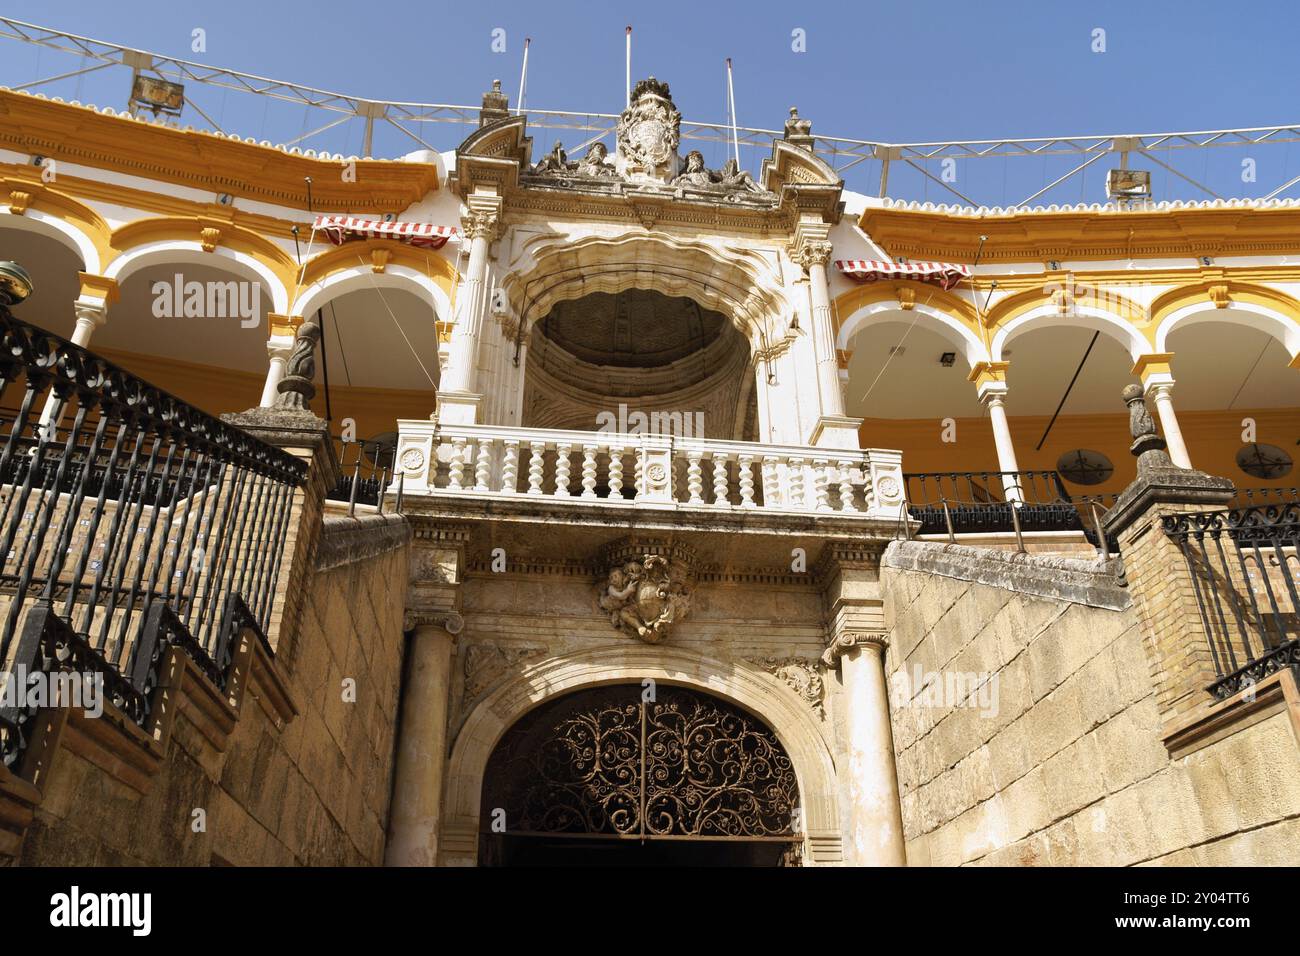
[{"left": 4, "top": 16, "right": 1300, "bottom": 205}]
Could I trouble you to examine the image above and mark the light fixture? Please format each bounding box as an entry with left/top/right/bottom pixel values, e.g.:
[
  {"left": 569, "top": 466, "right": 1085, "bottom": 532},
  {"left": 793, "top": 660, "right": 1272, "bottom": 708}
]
[
  {"left": 939, "top": 352, "right": 956, "bottom": 367},
  {"left": 0, "top": 261, "right": 34, "bottom": 306},
  {"left": 1106, "top": 169, "right": 1151, "bottom": 202},
  {"left": 129, "top": 74, "right": 185, "bottom": 117}
]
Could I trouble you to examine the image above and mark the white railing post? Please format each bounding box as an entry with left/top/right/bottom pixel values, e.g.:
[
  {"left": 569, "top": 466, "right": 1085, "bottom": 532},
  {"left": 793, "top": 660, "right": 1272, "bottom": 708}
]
[
  {"left": 837, "top": 459, "right": 858, "bottom": 513},
  {"left": 500, "top": 439, "right": 519, "bottom": 494},
  {"left": 609, "top": 445, "right": 625, "bottom": 500},
  {"left": 788, "top": 457, "right": 806, "bottom": 509},
  {"left": 737, "top": 454, "right": 756, "bottom": 508},
  {"left": 761, "top": 455, "right": 780, "bottom": 508},
  {"left": 526, "top": 440, "right": 546, "bottom": 495},
  {"left": 580, "top": 444, "right": 599, "bottom": 499},
  {"left": 554, "top": 442, "right": 572, "bottom": 497},
  {"left": 448, "top": 437, "right": 467, "bottom": 491},
  {"left": 473, "top": 438, "right": 493, "bottom": 492},
  {"left": 711, "top": 452, "right": 730, "bottom": 507},
  {"left": 686, "top": 449, "right": 705, "bottom": 505},
  {"left": 813, "top": 459, "right": 832, "bottom": 512}
]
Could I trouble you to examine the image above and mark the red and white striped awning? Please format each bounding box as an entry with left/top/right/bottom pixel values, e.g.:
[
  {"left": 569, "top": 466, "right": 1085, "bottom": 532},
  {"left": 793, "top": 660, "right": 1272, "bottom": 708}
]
[
  {"left": 835, "top": 259, "right": 972, "bottom": 290},
  {"left": 313, "top": 216, "right": 458, "bottom": 249}
]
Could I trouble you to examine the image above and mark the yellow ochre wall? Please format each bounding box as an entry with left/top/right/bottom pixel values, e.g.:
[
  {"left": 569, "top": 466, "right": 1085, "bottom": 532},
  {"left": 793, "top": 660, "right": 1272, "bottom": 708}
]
[
  {"left": 864, "top": 406, "right": 1300, "bottom": 498},
  {"left": 96, "top": 348, "right": 434, "bottom": 442}
]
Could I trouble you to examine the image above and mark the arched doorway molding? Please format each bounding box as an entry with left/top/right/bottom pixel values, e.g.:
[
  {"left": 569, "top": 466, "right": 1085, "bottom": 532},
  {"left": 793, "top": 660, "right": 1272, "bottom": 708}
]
[{"left": 441, "top": 643, "right": 841, "bottom": 866}]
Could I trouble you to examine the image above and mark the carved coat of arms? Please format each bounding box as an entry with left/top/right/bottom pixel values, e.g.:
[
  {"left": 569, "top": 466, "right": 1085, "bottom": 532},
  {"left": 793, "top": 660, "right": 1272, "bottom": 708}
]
[
  {"left": 616, "top": 77, "right": 681, "bottom": 181},
  {"left": 598, "top": 554, "right": 692, "bottom": 643}
]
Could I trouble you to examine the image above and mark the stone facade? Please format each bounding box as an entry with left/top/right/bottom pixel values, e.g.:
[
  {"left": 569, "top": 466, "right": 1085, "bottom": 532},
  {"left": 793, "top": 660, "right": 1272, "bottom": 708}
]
[
  {"left": 883, "top": 541, "right": 1300, "bottom": 866},
  {"left": 6, "top": 512, "right": 410, "bottom": 866}
]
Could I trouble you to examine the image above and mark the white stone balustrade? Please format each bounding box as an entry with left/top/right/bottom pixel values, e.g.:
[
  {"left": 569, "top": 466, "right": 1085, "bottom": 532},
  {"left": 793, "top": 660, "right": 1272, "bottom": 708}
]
[{"left": 393, "top": 421, "right": 906, "bottom": 521}]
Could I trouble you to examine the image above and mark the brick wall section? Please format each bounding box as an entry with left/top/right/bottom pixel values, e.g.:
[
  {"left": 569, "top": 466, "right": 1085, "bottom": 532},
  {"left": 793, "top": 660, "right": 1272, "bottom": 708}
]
[
  {"left": 1115, "top": 503, "right": 1234, "bottom": 722},
  {"left": 883, "top": 541, "right": 1300, "bottom": 866},
  {"left": 15, "top": 515, "right": 410, "bottom": 866}
]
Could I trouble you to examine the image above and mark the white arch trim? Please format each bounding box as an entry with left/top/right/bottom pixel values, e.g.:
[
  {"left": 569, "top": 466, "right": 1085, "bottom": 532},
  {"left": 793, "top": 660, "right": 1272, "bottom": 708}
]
[
  {"left": 291, "top": 263, "right": 449, "bottom": 323},
  {"left": 104, "top": 240, "right": 289, "bottom": 314},
  {"left": 1156, "top": 302, "right": 1300, "bottom": 358},
  {"left": 992, "top": 304, "right": 1150, "bottom": 363},
  {"left": 441, "top": 643, "right": 842, "bottom": 866},
  {"left": 0, "top": 208, "right": 99, "bottom": 274},
  {"left": 836, "top": 300, "right": 991, "bottom": 368}
]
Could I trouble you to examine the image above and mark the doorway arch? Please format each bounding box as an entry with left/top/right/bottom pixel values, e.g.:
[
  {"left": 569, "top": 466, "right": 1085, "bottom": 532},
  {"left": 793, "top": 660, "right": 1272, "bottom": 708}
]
[
  {"left": 441, "top": 644, "right": 841, "bottom": 866},
  {"left": 479, "top": 683, "right": 800, "bottom": 865}
]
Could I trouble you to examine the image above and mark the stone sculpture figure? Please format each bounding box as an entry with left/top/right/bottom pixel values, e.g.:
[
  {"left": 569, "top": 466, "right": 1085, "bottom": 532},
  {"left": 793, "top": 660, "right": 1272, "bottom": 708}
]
[
  {"left": 574, "top": 142, "right": 615, "bottom": 178},
  {"left": 598, "top": 554, "right": 691, "bottom": 644}
]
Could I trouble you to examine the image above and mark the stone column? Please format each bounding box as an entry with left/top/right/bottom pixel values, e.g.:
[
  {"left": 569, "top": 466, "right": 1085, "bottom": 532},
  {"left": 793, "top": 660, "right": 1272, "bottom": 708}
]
[
  {"left": 385, "top": 611, "right": 463, "bottom": 867},
  {"left": 793, "top": 230, "right": 863, "bottom": 449},
  {"left": 260, "top": 314, "right": 301, "bottom": 408},
  {"left": 980, "top": 385, "right": 1023, "bottom": 501},
  {"left": 797, "top": 239, "right": 844, "bottom": 420},
  {"left": 439, "top": 195, "right": 501, "bottom": 424},
  {"left": 41, "top": 276, "right": 117, "bottom": 426},
  {"left": 1145, "top": 382, "right": 1192, "bottom": 469},
  {"left": 824, "top": 632, "right": 907, "bottom": 866}
]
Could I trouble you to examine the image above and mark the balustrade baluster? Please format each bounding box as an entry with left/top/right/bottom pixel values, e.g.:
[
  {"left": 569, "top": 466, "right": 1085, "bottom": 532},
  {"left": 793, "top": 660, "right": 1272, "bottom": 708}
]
[
  {"left": 711, "top": 453, "right": 730, "bottom": 507},
  {"left": 474, "top": 439, "right": 493, "bottom": 491},
  {"left": 500, "top": 439, "right": 519, "bottom": 494},
  {"left": 581, "top": 444, "right": 598, "bottom": 498},
  {"left": 813, "top": 459, "right": 831, "bottom": 511},
  {"left": 608, "top": 446, "right": 625, "bottom": 499},
  {"left": 686, "top": 449, "right": 704, "bottom": 504},
  {"left": 788, "top": 457, "right": 806, "bottom": 508},
  {"left": 554, "top": 443, "right": 572, "bottom": 496},
  {"left": 737, "top": 454, "right": 756, "bottom": 508},
  {"left": 526, "top": 440, "right": 545, "bottom": 495},
  {"left": 448, "top": 437, "right": 467, "bottom": 490},
  {"left": 837, "top": 460, "right": 858, "bottom": 513}
]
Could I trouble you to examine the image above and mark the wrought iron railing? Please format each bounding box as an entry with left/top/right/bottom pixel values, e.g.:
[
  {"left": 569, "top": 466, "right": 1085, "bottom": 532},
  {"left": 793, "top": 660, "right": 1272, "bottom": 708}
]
[
  {"left": 0, "top": 292, "right": 306, "bottom": 768},
  {"left": 1162, "top": 504, "right": 1300, "bottom": 700},
  {"left": 326, "top": 438, "right": 399, "bottom": 512}
]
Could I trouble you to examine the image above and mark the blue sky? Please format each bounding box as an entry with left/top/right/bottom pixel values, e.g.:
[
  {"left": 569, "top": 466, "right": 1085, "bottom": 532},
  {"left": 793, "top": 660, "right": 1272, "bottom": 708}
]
[{"left": 2, "top": 1, "right": 1297, "bottom": 205}]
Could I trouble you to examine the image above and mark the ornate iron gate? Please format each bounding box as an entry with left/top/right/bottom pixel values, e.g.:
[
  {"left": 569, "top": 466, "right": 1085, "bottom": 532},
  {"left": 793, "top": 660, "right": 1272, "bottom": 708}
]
[{"left": 481, "top": 685, "right": 799, "bottom": 840}]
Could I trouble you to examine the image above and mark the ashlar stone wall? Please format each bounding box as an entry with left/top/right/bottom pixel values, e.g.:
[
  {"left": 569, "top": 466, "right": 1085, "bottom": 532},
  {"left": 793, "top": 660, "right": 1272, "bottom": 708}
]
[
  {"left": 13, "top": 513, "right": 409, "bottom": 866},
  {"left": 882, "top": 540, "right": 1300, "bottom": 867}
]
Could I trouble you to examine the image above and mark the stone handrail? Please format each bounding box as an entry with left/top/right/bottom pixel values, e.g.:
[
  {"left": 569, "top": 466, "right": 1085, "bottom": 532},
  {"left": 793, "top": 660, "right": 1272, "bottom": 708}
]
[{"left": 393, "top": 421, "right": 905, "bottom": 520}]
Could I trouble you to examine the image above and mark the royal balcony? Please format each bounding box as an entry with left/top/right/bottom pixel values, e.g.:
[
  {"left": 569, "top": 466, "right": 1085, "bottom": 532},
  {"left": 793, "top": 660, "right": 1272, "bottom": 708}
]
[{"left": 392, "top": 421, "right": 907, "bottom": 533}]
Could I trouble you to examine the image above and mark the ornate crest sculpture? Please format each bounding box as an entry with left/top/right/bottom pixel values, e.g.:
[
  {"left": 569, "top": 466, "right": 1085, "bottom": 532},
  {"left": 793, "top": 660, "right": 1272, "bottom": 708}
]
[
  {"left": 598, "top": 552, "right": 693, "bottom": 644},
  {"left": 615, "top": 76, "right": 681, "bottom": 183}
]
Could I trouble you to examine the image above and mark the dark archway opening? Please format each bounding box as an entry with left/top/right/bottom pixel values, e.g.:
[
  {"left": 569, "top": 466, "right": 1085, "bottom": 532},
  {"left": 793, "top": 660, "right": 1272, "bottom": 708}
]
[{"left": 479, "top": 684, "right": 801, "bottom": 867}]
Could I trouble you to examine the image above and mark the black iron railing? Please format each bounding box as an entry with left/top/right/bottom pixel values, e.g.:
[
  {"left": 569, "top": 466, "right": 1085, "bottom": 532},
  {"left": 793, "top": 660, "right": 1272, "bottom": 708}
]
[
  {"left": 902, "top": 470, "right": 1117, "bottom": 550},
  {"left": 326, "top": 438, "right": 400, "bottom": 512},
  {"left": 1162, "top": 504, "right": 1300, "bottom": 700},
  {"left": 0, "top": 302, "right": 306, "bottom": 768}
]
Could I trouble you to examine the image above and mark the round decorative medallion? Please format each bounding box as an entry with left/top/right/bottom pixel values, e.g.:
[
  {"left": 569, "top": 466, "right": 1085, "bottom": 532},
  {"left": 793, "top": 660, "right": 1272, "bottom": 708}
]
[
  {"left": 877, "top": 475, "right": 900, "bottom": 500},
  {"left": 646, "top": 462, "right": 667, "bottom": 483},
  {"left": 400, "top": 447, "right": 425, "bottom": 472}
]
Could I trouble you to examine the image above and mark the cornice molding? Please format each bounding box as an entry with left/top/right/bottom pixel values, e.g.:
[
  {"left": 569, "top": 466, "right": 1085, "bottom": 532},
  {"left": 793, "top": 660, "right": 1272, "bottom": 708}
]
[
  {"left": 0, "top": 92, "right": 440, "bottom": 213},
  {"left": 860, "top": 205, "right": 1300, "bottom": 263}
]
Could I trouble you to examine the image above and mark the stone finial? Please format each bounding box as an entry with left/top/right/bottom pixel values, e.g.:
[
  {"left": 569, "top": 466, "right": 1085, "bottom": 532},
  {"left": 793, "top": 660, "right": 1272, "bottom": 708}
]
[
  {"left": 784, "top": 107, "right": 815, "bottom": 149},
  {"left": 1122, "top": 383, "right": 1174, "bottom": 474},
  {"left": 274, "top": 313, "right": 322, "bottom": 410},
  {"left": 479, "top": 79, "right": 510, "bottom": 127}
]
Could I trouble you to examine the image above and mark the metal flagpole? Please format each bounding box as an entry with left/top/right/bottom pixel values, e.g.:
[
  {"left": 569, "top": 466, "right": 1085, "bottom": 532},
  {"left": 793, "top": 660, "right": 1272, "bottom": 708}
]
[
  {"left": 517, "top": 37, "right": 530, "bottom": 115},
  {"left": 725, "top": 58, "right": 740, "bottom": 166},
  {"left": 625, "top": 26, "right": 632, "bottom": 106}
]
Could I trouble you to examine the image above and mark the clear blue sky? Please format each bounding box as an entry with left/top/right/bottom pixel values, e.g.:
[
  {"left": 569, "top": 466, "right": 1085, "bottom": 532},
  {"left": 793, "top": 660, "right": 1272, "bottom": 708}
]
[{"left": 2, "top": 1, "right": 1296, "bottom": 205}]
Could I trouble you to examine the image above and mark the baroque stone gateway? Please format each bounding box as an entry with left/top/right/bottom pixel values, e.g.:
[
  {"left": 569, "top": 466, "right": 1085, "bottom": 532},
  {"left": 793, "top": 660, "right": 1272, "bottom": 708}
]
[{"left": 0, "top": 45, "right": 1297, "bottom": 876}]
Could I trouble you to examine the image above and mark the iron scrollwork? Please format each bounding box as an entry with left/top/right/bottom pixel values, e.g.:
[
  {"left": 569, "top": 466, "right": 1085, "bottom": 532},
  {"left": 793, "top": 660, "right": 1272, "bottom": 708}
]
[{"left": 482, "top": 685, "right": 799, "bottom": 839}]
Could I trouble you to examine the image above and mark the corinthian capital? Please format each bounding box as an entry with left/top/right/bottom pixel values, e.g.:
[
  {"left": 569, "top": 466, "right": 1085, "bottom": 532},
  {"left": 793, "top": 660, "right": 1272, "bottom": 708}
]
[
  {"left": 820, "top": 630, "right": 887, "bottom": 668},
  {"left": 793, "top": 239, "right": 834, "bottom": 272},
  {"left": 464, "top": 211, "right": 499, "bottom": 241}
]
